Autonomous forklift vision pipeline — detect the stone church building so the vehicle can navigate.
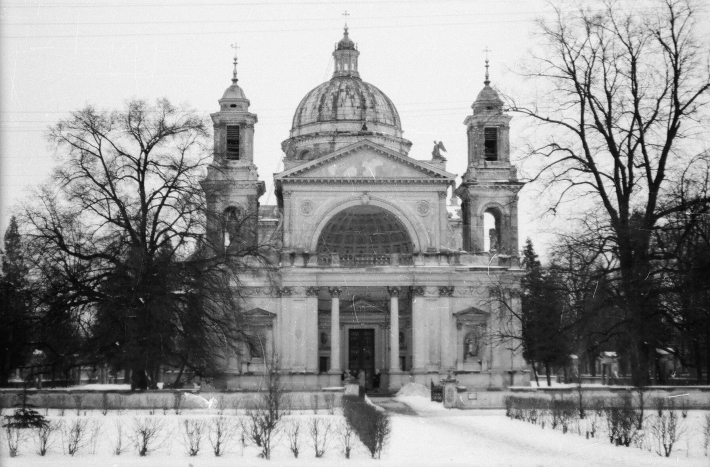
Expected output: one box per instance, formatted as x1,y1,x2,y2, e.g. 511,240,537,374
201,27,529,392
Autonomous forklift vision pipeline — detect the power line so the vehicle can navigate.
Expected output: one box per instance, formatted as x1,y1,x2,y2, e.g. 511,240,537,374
2,0,503,8
2,11,549,26
1,18,536,39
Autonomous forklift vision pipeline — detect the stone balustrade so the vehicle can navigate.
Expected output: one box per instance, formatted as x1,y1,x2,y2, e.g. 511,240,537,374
272,251,518,269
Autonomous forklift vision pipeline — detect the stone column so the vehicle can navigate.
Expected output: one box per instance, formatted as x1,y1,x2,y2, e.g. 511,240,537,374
439,286,454,371
329,287,342,373
411,286,427,373
388,287,401,373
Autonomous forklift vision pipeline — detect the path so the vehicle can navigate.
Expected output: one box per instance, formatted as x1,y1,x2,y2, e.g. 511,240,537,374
371,397,706,467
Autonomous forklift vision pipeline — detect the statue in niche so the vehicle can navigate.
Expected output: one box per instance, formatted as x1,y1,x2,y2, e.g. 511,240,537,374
464,329,481,362
489,228,499,251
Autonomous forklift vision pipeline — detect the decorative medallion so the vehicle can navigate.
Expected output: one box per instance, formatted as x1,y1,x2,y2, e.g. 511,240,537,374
417,200,430,216
300,200,314,215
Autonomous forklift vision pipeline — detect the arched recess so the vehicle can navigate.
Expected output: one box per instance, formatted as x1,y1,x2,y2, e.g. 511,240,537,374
479,202,507,253
308,197,425,254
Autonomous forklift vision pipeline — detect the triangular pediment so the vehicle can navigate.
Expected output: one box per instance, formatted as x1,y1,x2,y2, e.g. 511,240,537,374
341,299,387,314
275,140,455,183
454,307,489,326
244,308,276,322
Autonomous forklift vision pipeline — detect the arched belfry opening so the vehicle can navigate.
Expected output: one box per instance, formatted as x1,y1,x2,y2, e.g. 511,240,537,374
483,207,502,252
316,205,414,266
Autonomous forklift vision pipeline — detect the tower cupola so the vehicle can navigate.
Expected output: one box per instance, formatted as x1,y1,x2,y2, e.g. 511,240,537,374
332,25,360,79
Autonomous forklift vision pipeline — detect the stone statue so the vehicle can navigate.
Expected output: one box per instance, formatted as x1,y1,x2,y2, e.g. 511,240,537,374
489,228,498,251
432,140,447,160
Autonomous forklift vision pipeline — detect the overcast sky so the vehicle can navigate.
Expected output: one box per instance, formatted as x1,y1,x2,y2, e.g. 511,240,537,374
2,0,681,257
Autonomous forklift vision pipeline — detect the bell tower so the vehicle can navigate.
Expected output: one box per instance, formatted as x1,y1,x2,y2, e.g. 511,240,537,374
455,58,523,256
201,47,265,252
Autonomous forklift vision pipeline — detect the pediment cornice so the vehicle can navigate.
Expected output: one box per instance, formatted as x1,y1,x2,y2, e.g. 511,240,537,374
274,140,456,184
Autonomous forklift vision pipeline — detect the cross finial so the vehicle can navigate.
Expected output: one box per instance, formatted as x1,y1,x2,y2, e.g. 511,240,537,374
343,10,350,30
483,46,491,85
231,43,239,83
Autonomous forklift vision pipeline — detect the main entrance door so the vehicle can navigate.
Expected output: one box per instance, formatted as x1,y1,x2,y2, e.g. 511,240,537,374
348,329,375,389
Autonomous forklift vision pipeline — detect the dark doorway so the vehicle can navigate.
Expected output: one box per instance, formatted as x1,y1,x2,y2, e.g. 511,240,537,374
349,329,375,389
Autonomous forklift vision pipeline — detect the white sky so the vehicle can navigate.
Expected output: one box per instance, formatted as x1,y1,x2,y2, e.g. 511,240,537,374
0,0,621,257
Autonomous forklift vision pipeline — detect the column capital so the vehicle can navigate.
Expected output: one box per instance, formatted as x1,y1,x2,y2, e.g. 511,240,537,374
410,286,425,297
439,286,455,297
305,286,320,297
387,286,401,297
278,286,293,297
328,287,342,297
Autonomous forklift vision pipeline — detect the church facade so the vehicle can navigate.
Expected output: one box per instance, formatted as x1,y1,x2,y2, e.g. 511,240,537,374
201,28,529,392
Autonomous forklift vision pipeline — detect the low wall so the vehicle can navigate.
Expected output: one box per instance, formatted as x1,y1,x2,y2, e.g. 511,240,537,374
0,389,344,412
451,385,710,410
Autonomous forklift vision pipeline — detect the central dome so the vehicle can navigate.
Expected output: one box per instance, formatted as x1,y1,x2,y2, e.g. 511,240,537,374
281,27,411,165
292,78,401,130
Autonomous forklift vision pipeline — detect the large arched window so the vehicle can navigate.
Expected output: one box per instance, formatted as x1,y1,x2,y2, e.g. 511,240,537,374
223,206,242,250
316,205,414,266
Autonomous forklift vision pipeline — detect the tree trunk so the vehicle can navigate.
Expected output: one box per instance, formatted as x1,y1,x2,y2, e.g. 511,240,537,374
531,360,540,387
545,362,551,387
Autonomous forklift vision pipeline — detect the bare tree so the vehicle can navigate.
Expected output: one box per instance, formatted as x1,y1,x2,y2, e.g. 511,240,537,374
244,357,289,459
19,98,269,389
509,0,710,384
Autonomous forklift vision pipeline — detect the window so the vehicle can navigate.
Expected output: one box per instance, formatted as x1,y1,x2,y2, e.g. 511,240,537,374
226,125,240,160
484,127,498,161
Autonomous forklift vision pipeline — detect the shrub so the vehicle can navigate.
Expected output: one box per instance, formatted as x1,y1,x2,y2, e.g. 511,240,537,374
286,419,302,458
62,418,89,456
309,417,332,458
650,409,684,457
605,395,640,447
131,417,168,456
337,418,355,459
5,425,23,457
181,419,207,456
72,394,83,416
111,419,130,455
101,393,110,416
245,364,289,459
34,420,60,455
209,415,238,457
343,396,391,459
172,391,184,415
324,393,336,415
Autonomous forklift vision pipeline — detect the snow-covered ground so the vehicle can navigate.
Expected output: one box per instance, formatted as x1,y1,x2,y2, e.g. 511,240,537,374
2,396,709,466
